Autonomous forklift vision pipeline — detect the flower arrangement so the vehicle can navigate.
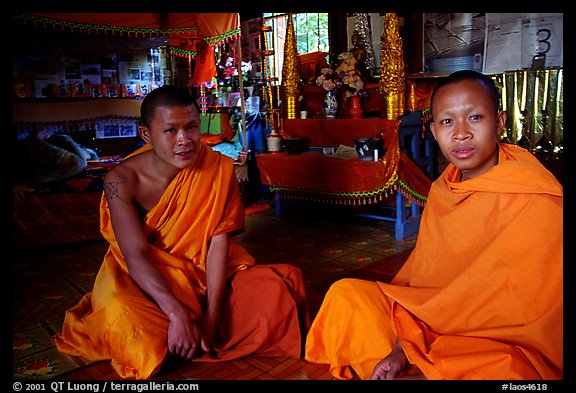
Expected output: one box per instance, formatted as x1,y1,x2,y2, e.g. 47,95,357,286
316,67,341,92
315,52,365,97
335,52,365,98
217,53,252,88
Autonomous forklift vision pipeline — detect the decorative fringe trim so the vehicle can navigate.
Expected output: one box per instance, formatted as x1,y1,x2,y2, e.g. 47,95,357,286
204,28,242,47
270,177,399,206
199,85,208,115
421,106,432,139
270,176,428,207
395,179,428,206
169,47,198,59
14,13,201,37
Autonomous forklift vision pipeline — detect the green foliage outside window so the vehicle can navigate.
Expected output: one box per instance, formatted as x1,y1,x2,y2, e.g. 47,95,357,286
263,13,329,55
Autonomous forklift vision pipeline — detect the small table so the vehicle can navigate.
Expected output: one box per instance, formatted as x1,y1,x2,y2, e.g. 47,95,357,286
256,119,432,239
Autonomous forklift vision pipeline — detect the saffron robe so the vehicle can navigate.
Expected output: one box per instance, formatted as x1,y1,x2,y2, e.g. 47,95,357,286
53,143,309,379
305,143,563,380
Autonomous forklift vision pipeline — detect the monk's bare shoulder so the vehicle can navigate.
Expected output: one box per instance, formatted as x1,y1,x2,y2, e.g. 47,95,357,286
103,153,146,203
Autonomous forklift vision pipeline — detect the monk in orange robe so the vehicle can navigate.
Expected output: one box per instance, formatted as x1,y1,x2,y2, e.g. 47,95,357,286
305,70,563,380
53,85,309,380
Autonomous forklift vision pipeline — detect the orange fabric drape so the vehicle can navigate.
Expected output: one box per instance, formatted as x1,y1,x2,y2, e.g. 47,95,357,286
53,143,308,379
306,143,563,380
191,43,217,85
194,13,239,39
405,78,437,111
258,152,395,195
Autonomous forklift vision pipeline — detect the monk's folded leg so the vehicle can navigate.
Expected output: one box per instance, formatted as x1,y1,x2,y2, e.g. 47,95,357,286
55,288,172,380
104,293,173,379
214,264,306,360
305,278,397,380
265,263,311,332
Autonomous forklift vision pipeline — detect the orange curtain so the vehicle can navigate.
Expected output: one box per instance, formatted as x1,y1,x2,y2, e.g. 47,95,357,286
194,13,239,42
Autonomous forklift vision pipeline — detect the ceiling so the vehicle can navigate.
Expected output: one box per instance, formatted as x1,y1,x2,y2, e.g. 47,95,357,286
14,20,171,56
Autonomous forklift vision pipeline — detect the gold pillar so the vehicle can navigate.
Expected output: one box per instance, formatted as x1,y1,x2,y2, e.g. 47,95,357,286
502,69,563,155
281,14,301,119
379,13,405,120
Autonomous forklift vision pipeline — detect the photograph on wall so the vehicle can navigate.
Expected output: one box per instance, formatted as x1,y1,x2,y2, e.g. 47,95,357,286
81,63,102,84
423,13,486,73
65,61,82,80
101,69,118,84
140,70,153,82
96,120,138,139
128,68,141,81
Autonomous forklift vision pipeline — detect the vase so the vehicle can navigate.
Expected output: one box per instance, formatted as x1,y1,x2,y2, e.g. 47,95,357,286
323,90,338,118
347,95,363,119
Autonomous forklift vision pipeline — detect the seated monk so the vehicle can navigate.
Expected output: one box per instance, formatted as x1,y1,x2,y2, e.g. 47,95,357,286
304,70,563,380
53,85,310,380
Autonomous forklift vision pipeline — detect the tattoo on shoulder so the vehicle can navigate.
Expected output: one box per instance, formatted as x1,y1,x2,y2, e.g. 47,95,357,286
104,181,123,201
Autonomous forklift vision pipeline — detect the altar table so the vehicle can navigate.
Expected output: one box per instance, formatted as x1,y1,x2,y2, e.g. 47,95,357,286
256,118,433,239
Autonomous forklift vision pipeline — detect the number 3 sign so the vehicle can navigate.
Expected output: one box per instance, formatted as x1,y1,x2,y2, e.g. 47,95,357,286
521,15,563,69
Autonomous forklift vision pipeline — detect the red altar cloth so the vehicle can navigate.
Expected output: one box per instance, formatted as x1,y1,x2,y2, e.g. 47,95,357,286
281,118,397,147
258,119,432,206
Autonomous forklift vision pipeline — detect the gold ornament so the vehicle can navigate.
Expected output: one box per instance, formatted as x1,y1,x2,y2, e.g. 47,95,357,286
379,13,405,120
354,13,376,76
281,14,301,119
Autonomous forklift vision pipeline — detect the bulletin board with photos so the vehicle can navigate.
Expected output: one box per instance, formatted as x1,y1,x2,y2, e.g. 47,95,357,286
12,13,242,100
13,49,165,100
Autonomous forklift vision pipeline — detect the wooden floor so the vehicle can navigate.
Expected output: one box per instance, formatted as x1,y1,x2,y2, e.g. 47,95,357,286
13,201,417,381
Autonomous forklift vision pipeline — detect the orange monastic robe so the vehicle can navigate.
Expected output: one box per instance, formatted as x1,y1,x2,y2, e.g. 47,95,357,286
305,143,563,380
54,143,308,379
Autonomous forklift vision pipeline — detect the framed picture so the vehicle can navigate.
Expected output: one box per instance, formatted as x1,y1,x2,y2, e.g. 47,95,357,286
423,13,486,74
128,68,141,81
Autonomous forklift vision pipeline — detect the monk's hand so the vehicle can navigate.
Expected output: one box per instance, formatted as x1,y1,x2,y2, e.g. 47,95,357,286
370,339,408,380
370,359,404,380
167,312,204,360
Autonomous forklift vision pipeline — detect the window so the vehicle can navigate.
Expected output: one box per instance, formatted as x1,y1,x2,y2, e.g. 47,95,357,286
292,13,330,54
262,13,329,84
